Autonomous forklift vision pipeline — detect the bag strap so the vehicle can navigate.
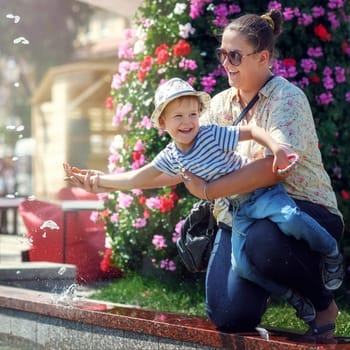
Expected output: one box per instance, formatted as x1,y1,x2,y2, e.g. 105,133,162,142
233,75,275,126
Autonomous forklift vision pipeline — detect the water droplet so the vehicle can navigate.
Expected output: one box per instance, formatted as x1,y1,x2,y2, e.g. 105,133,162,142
6,14,21,23
40,220,59,230
16,270,21,275
58,266,66,275
42,232,47,238
13,36,30,45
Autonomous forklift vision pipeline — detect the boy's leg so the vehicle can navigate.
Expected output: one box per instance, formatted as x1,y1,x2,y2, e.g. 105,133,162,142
243,185,337,255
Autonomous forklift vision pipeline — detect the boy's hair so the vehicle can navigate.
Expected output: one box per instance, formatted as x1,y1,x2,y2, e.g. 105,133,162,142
159,95,204,120
151,78,211,129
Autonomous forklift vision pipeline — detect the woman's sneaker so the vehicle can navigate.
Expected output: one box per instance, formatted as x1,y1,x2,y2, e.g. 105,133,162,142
322,253,344,290
287,292,316,323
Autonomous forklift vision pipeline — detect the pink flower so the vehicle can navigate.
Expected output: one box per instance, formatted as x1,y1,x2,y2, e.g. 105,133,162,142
307,47,323,57
268,1,282,11
160,258,176,271
136,116,153,129
322,75,334,90
132,189,143,196
117,193,134,208
133,218,147,228
90,211,100,223
113,103,133,127
152,234,167,250
134,140,145,152
328,0,344,9
334,66,346,83
297,13,313,26
201,75,216,93
316,92,334,105
283,7,295,21
312,6,326,17
146,196,162,210
172,219,184,243
110,212,119,223
300,58,317,73
345,92,350,102
178,58,198,71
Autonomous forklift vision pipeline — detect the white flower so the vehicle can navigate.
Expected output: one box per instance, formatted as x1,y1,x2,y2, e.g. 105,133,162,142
112,134,124,150
174,3,187,15
179,23,195,39
134,40,145,54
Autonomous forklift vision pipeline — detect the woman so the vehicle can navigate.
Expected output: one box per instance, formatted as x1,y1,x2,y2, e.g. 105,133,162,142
182,9,343,341
64,9,343,342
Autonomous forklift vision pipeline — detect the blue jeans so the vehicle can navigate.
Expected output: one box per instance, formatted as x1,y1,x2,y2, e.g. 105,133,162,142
205,199,343,332
231,184,338,297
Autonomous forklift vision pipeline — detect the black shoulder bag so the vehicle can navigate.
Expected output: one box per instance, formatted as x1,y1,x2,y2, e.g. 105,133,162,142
176,76,275,273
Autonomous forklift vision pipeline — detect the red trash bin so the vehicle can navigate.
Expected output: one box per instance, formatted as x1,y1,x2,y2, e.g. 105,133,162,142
19,188,121,283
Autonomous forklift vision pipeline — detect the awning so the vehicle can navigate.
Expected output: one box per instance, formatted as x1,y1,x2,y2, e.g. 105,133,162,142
76,0,144,17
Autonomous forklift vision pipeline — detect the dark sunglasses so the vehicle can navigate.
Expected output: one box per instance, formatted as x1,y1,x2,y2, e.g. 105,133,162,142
215,48,257,66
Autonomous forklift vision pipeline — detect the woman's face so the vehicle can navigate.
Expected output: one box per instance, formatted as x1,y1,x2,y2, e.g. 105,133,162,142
220,29,264,90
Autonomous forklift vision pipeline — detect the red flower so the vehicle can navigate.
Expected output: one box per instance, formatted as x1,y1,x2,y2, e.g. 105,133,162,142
138,69,147,83
133,150,142,161
143,210,150,219
314,24,331,42
342,40,350,54
100,248,114,272
138,55,153,82
173,40,191,57
169,191,179,201
140,55,153,69
341,190,349,200
309,75,321,83
100,248,123,277
155,44,170,65
155,44,169,55
159,195,175,213
105,96,114,110
138,196,146,205
283,58,296,66
101,209,110,218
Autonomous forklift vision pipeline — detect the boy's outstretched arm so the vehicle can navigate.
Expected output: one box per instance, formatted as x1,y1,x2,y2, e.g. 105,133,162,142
63,163,182,193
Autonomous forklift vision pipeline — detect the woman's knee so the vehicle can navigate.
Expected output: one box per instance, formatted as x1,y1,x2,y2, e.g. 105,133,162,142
206,302,261,332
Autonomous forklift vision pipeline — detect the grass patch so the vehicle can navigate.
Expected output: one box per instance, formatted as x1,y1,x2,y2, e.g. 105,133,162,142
90,273,350,336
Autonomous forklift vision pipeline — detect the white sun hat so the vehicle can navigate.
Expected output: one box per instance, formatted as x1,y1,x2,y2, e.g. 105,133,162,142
150,78,211,128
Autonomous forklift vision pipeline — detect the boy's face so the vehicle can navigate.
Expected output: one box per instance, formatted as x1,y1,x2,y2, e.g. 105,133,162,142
159,96,200,152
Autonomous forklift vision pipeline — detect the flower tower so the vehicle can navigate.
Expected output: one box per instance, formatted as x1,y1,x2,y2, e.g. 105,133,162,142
98,0,350,274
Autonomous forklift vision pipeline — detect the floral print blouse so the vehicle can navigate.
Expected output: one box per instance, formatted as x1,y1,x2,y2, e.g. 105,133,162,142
200,75,342,227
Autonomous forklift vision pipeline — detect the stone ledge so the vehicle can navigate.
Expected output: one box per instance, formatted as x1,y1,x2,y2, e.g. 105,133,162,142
0,285,349,349
0,262,76,292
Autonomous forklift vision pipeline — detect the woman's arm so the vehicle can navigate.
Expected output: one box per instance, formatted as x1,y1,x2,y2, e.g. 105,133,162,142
184,157,282,199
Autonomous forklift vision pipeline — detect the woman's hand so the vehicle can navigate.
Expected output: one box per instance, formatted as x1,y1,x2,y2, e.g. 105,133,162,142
182,169,208,199
63,163,109,193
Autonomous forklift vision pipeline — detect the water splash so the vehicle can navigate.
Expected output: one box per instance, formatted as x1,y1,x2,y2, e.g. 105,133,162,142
6,13,21,23
51,283,81,306
40,220,59,230
13,36,30,45
255,327,269,341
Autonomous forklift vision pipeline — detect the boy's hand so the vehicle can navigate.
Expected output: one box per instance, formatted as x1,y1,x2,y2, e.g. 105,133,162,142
63,163,106,193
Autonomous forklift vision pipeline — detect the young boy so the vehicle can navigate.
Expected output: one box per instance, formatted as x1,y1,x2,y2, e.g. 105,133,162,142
64,77,343,323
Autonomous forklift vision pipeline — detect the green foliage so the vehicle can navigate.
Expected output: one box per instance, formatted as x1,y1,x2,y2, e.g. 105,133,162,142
90,273,350,335
100,0,350,275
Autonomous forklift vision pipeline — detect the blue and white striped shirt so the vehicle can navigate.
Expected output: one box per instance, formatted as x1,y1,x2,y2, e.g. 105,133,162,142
151,125,249,182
